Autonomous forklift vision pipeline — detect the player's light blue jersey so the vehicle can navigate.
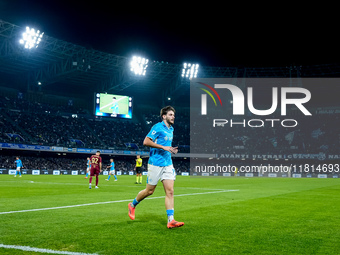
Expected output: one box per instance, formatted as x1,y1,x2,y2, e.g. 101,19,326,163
111,103,119,114
87,159,90,167
15,159,23,168
146,121,174,167
110,162,115,171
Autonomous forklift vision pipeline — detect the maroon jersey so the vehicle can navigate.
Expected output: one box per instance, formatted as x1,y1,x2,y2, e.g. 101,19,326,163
90,155,102,169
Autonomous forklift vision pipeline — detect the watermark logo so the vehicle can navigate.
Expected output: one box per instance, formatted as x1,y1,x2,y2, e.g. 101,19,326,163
195,80,312,128
190,78,338,178
199,83,312,116
197,82,222,115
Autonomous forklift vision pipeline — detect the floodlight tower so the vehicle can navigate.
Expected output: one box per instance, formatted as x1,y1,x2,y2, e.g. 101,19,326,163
19,26,44,49
182,62,199,79
130,56,149,75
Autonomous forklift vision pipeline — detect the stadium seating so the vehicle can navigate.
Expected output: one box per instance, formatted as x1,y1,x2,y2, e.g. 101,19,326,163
0,92,339,171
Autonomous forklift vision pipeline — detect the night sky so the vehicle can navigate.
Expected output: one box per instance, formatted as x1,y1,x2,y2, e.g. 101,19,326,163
0,0,338,68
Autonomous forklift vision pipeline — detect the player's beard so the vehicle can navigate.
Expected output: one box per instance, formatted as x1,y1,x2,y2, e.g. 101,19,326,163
164,116,174,126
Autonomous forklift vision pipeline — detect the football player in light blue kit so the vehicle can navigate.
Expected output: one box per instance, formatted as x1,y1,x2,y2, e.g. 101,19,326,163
85,157,91,179
128,106,184,229
106,158,117,181
111,97,119,114
14,156,22,177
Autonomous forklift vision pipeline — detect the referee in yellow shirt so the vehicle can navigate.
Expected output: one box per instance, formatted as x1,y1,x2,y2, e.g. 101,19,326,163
134,155,143,184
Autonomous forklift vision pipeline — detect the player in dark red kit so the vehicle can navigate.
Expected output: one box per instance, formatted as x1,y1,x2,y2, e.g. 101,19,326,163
89,151,102,189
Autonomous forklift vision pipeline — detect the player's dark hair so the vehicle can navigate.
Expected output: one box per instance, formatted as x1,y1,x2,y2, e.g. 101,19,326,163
96,151,101,153
160,106,175,119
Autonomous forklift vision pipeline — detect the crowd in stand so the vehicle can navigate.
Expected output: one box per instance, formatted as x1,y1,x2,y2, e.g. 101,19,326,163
0,155,84,171
0,154,189,173
86,118,145,149
1,94,339,157
0,96,149,149
0,95,190,151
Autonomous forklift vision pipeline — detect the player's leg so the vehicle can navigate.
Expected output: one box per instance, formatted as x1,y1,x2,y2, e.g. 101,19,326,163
129,164,161,220
163,179,184,228
163,179,174,213
113,173,117,181
16,167,21,177
89,168,94,189
95,172,99,188
162,166,184,229
128,184,156,220
107,172,111,181
136,183,156,201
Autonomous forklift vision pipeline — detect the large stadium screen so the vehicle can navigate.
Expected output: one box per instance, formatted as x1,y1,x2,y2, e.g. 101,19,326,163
94,93,133,119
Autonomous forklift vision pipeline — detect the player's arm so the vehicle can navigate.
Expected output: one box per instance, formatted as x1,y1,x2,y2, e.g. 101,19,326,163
100,162,102,172
143,137,178,154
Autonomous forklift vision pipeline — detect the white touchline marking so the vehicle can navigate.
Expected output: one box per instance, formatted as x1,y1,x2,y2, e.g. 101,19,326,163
0,243,98,255
175,187,228,191
0,189,239,215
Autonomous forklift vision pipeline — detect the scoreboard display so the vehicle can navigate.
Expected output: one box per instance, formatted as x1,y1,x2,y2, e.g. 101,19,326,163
94,93,133,119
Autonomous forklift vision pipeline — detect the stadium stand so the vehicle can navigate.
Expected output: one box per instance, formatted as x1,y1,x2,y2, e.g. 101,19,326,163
1,91,339,156
0,90,190,173
0,92,190,151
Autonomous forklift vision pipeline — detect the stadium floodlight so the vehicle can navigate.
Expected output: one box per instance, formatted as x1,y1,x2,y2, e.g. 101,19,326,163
181,62,199,79
130,56,148,75
19,26,44,49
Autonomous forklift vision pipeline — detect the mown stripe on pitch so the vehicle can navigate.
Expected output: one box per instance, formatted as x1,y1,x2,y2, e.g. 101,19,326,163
0,190,239,215
0,243,98,255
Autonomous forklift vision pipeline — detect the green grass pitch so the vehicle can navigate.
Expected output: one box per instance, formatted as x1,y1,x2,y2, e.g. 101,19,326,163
0,175,339,254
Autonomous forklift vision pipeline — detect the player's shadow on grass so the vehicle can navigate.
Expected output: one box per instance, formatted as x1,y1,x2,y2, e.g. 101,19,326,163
126,213,164,226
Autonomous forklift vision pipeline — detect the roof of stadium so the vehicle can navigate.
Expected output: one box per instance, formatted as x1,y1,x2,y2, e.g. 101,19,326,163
0,1,339,106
